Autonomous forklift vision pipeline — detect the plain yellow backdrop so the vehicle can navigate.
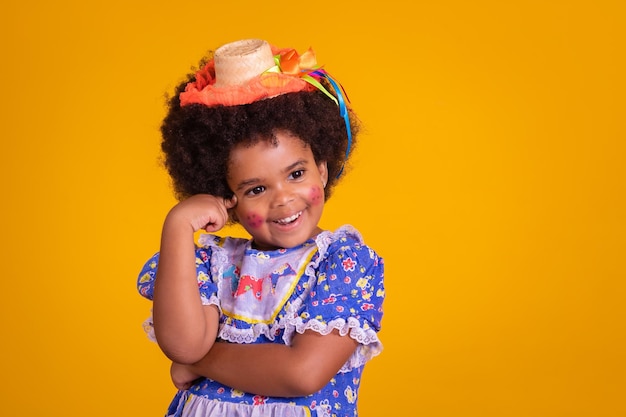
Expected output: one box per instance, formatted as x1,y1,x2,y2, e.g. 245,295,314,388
1,0,624,416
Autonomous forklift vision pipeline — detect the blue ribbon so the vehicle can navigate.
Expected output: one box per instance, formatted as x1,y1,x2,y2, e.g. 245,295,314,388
309,69,352,178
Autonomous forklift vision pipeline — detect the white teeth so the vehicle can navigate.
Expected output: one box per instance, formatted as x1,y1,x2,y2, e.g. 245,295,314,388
275,211,302,224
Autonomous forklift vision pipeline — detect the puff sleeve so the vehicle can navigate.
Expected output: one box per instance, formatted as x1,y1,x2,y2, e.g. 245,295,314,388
136,246,220,340
296,237,385,368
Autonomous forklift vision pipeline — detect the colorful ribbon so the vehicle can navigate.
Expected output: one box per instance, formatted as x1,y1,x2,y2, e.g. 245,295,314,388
309,69,352,177
266,49,353,177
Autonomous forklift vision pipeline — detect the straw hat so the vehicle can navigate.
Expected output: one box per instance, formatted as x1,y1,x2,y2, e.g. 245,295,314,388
213,39,275,88
179,39,319,107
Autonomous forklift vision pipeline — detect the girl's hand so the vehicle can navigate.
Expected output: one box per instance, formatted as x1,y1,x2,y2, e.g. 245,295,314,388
166,194,237,233
171,362,202,391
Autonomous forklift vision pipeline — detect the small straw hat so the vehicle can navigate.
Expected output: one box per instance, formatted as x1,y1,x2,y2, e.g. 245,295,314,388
213,39,275,88
180,39,319,107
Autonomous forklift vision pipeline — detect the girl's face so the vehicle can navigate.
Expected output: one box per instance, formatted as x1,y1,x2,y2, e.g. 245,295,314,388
227,132,328,251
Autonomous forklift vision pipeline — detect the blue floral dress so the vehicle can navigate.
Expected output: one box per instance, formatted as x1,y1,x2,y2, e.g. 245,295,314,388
138,225,385,417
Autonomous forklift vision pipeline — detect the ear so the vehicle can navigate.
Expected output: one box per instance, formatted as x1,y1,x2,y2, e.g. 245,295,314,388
224,194,238,209
318,160,329,188
225,193,238,222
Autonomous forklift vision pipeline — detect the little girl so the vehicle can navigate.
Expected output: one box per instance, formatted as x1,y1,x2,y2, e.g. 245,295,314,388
137,38,385,417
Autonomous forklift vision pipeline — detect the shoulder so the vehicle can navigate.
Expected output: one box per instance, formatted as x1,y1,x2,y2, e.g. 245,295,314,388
303,225,385,335
312,225,384,300
317,225,383,268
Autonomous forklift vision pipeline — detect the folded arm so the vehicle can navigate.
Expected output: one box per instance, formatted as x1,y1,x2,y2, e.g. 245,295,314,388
172,329,358,397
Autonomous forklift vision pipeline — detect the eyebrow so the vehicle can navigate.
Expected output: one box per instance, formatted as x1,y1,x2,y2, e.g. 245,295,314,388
234,158,309,192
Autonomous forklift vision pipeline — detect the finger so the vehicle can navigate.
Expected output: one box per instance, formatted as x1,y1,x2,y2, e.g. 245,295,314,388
203,221,223,233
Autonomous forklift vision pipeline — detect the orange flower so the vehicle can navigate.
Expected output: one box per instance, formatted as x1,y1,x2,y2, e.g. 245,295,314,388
277,47,317,75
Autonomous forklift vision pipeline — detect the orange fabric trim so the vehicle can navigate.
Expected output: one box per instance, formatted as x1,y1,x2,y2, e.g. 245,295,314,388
180,46,317,107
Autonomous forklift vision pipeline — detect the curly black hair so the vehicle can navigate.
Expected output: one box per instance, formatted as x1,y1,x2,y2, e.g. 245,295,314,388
160,67,360,202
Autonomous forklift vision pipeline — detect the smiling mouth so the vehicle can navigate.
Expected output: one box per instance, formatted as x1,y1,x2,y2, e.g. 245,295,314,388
274,211,302,225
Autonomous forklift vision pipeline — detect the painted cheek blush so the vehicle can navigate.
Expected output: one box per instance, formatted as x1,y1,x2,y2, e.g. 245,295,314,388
245,213,264,229
309,186,324,205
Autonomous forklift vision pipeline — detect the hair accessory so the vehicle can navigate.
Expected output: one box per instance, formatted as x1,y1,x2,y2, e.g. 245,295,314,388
180,39,313,107
265,49,353,174
309,68,352,177
179,39,352,175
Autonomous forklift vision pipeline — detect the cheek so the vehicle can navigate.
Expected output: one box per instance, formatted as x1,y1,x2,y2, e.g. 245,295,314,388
309,186,324,205
244,212,264,229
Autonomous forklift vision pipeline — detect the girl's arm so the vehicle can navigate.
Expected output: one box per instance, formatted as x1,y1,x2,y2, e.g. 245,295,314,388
172,329,358,397
153,194,232,364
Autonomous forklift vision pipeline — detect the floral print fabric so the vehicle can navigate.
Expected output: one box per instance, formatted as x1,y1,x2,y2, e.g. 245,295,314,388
137,225,384,417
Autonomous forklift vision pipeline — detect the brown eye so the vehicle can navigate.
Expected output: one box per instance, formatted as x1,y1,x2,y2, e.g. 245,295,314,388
246,186,265,196
289,169,305,180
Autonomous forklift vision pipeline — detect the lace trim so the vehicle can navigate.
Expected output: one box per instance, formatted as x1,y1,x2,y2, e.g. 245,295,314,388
142,315,156,342
285,316,383,372
201,294,221,310
219,322,275,344
173,394,323,417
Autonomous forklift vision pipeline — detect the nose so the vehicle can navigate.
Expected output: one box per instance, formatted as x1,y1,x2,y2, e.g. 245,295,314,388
271,184,295,208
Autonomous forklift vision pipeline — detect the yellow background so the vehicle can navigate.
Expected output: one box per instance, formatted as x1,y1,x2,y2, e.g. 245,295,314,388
1,1,624,416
